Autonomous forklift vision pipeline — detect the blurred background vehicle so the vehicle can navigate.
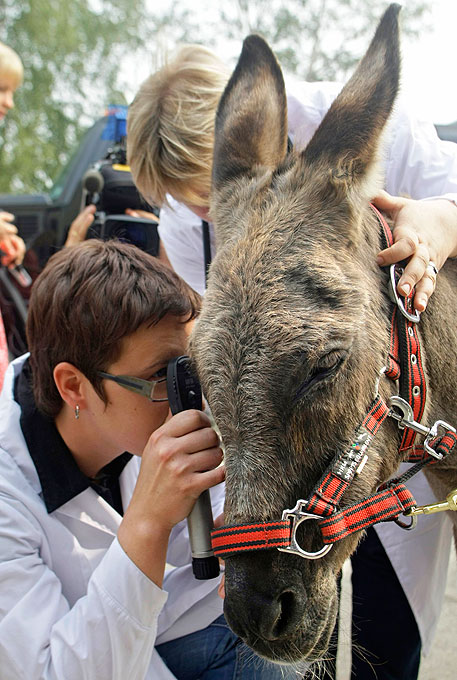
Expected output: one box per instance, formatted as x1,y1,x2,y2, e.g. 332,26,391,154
0,106,159,357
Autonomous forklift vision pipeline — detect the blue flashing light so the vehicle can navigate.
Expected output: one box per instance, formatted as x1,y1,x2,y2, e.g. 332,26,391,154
102,105,129,142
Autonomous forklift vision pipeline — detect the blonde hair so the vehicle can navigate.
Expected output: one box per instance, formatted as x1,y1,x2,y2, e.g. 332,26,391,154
127,45,230,207
0,42,23,89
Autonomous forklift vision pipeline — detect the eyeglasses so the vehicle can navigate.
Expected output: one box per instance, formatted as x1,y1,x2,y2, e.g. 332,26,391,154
97,371,168,402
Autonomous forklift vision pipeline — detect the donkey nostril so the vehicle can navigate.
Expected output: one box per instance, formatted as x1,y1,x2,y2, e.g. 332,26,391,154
270,589,302,639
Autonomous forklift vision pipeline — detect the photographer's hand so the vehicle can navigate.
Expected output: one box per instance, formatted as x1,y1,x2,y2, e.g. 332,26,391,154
64,204,96,247
0,211,26,267
117,409,224,587
125,208,159,223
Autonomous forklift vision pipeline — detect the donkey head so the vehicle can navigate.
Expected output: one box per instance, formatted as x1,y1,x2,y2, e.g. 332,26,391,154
191,4,403,664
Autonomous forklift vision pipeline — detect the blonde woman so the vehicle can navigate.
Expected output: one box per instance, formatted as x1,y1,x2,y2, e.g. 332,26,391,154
0,41,26,388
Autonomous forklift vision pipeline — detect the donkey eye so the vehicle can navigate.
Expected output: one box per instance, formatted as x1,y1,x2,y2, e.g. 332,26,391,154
316,350,343,371
293,351,346,403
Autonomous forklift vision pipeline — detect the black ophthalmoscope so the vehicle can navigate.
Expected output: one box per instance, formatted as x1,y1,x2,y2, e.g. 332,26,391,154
166,356,220,580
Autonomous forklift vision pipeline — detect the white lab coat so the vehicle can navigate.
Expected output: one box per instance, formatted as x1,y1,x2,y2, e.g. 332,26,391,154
158,81,456,654
0,356,224,679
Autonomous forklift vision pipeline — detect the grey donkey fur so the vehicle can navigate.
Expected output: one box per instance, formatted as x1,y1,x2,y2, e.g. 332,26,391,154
190,3,457,666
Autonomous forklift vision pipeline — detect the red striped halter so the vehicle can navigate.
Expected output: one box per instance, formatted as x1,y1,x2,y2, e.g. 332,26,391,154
211,205,457,560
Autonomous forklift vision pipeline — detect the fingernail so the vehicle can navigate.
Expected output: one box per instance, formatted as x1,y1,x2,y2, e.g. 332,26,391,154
376,255,384,265
416,296,427,312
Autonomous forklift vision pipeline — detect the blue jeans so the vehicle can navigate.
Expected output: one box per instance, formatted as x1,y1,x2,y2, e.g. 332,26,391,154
319,527,421,680
156,614,301,679
350,527,421,679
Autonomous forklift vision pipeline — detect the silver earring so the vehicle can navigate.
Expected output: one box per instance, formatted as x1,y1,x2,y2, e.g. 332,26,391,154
75,404,80,420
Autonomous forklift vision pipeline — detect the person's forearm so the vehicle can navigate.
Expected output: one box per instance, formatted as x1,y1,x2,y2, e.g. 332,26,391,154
432,198,457,259
118,513,170,587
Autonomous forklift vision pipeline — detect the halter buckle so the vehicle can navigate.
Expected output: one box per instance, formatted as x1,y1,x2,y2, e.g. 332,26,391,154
278,501,333,560
389,395,456,460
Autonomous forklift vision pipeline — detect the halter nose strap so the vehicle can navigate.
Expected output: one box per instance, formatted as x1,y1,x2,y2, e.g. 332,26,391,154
211,520,290,557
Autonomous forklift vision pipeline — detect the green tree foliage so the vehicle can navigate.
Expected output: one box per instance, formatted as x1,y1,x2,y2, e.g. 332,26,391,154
0,0,149,193
0,0,428,194
169,0,428,81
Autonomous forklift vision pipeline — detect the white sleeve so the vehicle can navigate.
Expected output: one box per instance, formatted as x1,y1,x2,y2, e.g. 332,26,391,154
158,198,213,295
287,81,457,206
156,482,226,644
166,481,226,567
0,495,168,680
382,95,457,204
286,80,342,150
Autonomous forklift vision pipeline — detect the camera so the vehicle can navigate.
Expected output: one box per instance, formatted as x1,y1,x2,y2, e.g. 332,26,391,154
81,109,160,257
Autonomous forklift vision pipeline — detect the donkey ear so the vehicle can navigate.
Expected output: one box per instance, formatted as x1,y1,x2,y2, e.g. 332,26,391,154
212,35,288,191
302,4,401,195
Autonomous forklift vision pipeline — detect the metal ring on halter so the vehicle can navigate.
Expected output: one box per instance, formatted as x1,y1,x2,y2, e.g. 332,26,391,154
394,512,417,530
278,502,333,560
423,419,456,460
388,265,421,323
